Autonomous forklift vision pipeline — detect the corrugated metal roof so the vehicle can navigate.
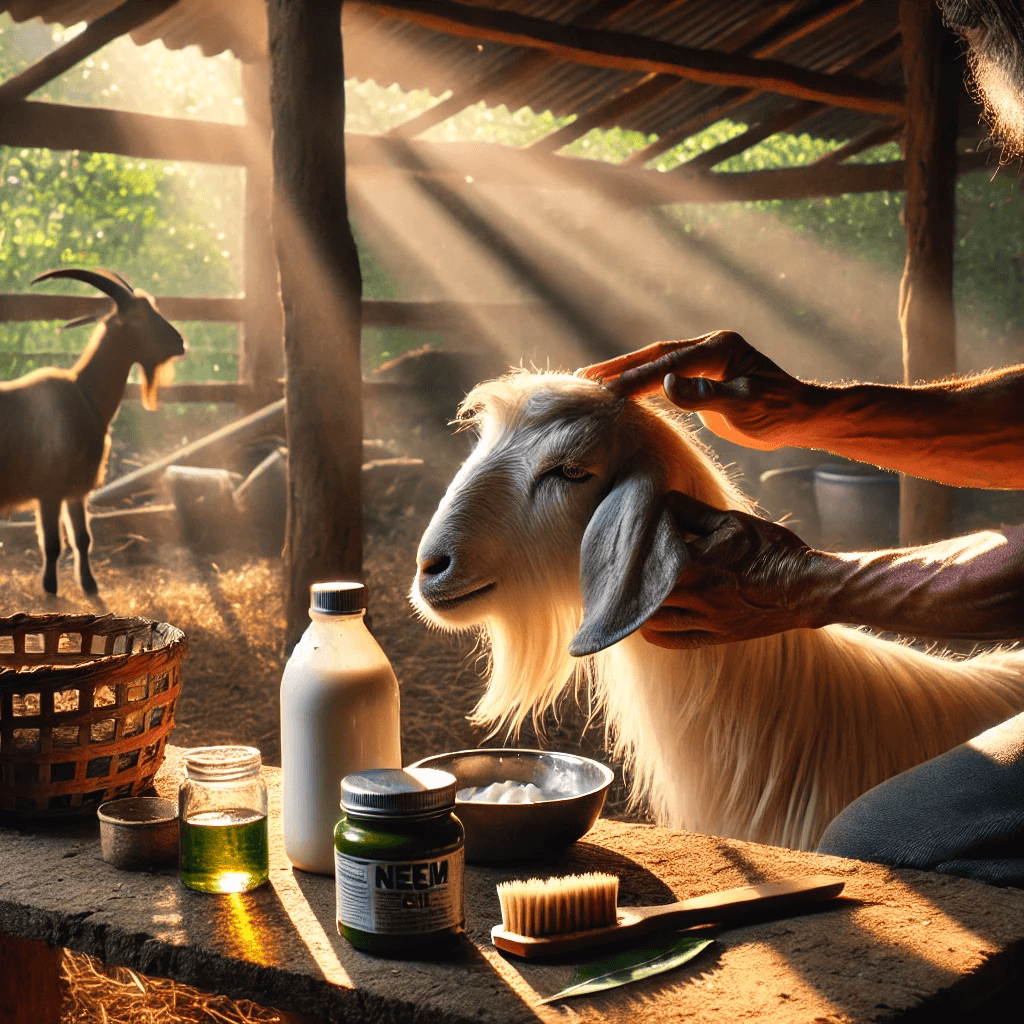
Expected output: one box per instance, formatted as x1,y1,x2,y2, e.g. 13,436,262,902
1,0,957,148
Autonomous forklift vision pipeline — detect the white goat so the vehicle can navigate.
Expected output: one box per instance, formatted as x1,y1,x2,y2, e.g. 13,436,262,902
1,268,185,596
412,371,1024,851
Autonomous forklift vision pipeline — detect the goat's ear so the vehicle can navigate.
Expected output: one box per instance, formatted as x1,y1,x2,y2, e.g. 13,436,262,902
569,456,688,657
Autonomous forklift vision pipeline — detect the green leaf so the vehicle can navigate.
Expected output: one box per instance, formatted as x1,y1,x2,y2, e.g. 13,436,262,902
538,935,713,1004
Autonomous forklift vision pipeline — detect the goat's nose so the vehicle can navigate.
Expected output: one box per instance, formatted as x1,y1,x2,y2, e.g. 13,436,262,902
419,553,452,578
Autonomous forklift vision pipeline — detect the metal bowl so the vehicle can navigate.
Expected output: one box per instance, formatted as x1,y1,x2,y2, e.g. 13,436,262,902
97,797,178,870
409,749,613,863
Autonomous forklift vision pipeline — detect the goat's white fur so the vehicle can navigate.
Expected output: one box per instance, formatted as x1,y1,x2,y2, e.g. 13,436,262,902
0,287,182,595
412,371,1024,851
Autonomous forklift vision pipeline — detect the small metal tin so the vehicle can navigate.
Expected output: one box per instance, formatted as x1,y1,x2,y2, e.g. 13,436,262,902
97,797,178,870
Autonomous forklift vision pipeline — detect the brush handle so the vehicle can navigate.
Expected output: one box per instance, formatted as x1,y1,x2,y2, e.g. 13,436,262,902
626,874,845,932
491,873,845,958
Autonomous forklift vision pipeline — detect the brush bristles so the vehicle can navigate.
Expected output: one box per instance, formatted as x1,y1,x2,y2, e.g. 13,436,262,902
496,873,619,937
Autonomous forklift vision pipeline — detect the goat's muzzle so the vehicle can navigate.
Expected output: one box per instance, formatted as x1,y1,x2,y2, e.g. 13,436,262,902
415,550,495,612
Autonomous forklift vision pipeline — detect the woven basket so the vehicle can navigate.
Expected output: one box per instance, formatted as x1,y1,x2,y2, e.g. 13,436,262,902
0,613,186,818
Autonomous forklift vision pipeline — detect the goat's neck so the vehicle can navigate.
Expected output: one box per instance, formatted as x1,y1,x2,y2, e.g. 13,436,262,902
598,624,1024,850
72,326,135,429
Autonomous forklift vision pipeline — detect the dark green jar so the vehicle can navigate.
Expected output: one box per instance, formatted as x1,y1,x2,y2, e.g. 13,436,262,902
334,767,465,956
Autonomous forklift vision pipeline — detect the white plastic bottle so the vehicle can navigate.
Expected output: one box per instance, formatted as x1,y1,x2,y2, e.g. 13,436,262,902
281,581,402,874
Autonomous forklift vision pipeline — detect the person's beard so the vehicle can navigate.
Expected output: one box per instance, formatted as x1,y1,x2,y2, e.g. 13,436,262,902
940,0,1024,157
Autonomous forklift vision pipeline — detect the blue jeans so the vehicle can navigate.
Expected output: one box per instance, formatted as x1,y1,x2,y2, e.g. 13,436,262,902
817,712,1024,886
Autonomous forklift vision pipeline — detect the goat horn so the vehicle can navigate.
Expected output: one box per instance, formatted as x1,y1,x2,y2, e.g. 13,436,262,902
32,268,136,309
58,314,102,331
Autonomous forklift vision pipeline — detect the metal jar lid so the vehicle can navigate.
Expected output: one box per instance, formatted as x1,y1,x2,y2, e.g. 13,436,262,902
341,768,458,817
310,581,365,614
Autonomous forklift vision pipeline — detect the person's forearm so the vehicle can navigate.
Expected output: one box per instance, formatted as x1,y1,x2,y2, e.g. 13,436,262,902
794,367,1024,488
807,527,1024,641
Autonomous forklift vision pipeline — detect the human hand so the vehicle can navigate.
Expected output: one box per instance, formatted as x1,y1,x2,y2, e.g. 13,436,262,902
580,331,823,451
641,491,833,648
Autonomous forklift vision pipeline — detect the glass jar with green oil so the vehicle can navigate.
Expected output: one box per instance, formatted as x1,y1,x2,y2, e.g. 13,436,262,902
179,746,269,894
335,768,464,956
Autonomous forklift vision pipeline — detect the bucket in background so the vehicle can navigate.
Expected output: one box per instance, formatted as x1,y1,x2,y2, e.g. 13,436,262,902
813,464,900,550
758,465,820,546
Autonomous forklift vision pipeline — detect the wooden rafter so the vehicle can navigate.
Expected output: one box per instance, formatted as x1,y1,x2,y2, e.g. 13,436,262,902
344,133,992,205
356,0,904,115
808,121,905,165
0,99,251,165
620,0,886,167
0,96,985,209
0,293,535,331
0,99,989,207
0,0,176,104
381,0,660,141
679,36,902,173
527,0,805,155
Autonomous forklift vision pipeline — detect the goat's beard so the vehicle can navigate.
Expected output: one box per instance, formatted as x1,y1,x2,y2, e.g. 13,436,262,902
942,0,1024,157
469,572,591,739
140,358,176,411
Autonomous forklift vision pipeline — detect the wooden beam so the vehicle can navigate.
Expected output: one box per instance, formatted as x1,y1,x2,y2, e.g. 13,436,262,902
526,0,806,155
681,43,902,173
0,293,244,323
90,399,286,505
809,121,905,166
239,59,284,413
898,0,960,546
268,0,364,647
0,1,176,104
0,934,62,1024
0,292,543,331
343,132,993,205
618,90,757,166
0,100,251,166
527,71,674,155
383,0,657,141
357,0,904,115
622,29,901,169
681,102,822,173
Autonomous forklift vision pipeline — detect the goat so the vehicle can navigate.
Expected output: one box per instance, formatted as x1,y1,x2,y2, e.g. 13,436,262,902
412,371,1024,851
1,268,186,596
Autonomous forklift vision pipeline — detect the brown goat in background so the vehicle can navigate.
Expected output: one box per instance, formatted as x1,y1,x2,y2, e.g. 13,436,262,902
0,268,185,596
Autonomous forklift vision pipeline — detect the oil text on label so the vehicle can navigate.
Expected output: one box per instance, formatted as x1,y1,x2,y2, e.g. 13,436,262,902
336,850,465,934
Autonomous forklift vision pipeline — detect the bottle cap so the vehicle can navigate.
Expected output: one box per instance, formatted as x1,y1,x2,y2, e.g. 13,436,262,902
184,745,262,782
341,768,458,817
310,581,365,615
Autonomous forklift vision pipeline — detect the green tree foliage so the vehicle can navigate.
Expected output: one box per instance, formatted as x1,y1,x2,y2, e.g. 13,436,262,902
0,15,241,387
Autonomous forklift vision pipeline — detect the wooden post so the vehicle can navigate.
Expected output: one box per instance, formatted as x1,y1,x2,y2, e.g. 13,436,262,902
898,0,959,546
0,934,62,1024
266,0,364,646
240,59,285,414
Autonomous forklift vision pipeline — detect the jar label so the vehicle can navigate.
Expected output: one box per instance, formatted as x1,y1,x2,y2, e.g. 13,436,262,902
335,848,465,934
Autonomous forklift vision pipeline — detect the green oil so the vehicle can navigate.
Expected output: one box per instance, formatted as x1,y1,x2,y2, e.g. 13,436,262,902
179,808,269,893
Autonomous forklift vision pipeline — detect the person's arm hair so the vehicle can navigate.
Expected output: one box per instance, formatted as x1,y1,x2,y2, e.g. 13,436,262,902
787,370,1024,489
582,334,1024,489
814,527,1024,642
644,495,1024,648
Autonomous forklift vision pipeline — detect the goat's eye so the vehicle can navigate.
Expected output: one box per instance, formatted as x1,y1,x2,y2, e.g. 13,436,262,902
550,463,594,483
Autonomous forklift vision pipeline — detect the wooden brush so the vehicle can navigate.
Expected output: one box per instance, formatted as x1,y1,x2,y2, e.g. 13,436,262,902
492,872,845,958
